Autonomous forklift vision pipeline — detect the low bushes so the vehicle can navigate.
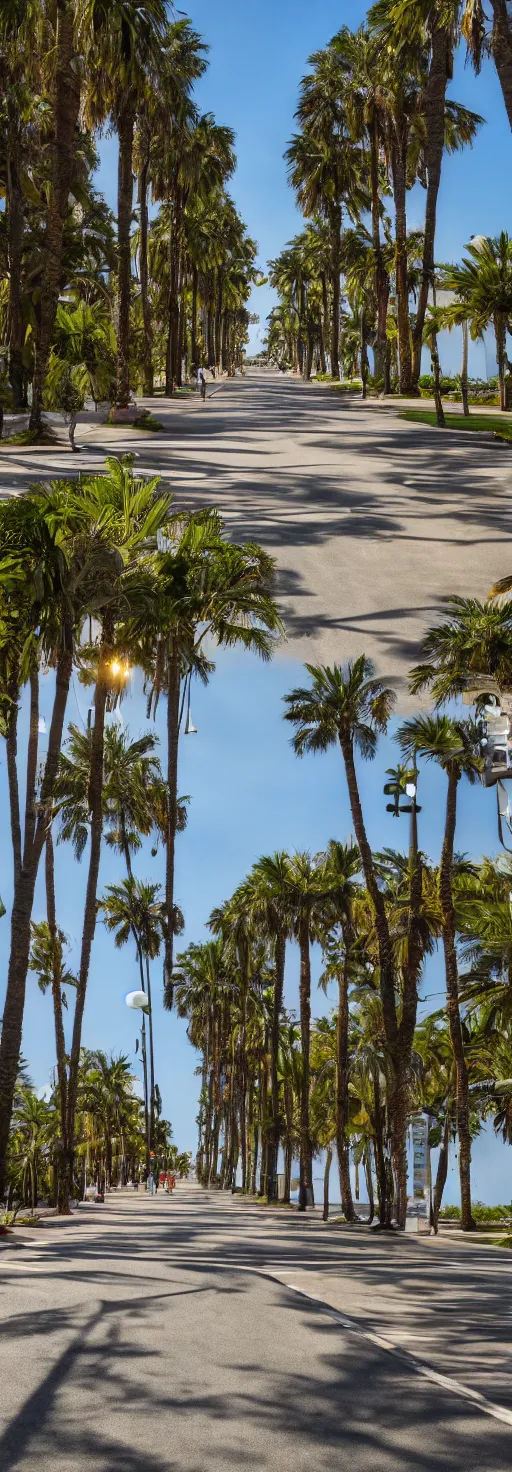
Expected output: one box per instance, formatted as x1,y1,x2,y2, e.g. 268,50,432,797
439,1203,512,1222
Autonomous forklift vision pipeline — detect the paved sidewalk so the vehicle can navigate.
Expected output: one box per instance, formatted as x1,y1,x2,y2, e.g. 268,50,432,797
2,372,511,701
1,1185,512,1469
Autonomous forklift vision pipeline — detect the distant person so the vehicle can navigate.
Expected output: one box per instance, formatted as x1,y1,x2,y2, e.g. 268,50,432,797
146,1172,155,1195
200,371,207,401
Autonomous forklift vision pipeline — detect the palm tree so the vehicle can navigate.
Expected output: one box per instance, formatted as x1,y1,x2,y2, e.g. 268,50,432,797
152,109,236,390
242,854,291,1198
26,0,82,434
127,514,282,1000
441,234,512,411
415,1013,456,1232
398,714,482,1229
102,727,164,875
276,851,326,1211
317,840,361,1222
0,462,165,1201
78,1051,138,1189
174,938,236,1186
206,897,249,1190
423,297,476,418
134,19,208,394
283,660,415,1228
55,459,172,1188
409,596,512,702
330,25,390,385
101,878,165,1160
9,1088,55,1211
286,43,368,380
310,1017,338,1221
28,827,77,1213
85,0,168,409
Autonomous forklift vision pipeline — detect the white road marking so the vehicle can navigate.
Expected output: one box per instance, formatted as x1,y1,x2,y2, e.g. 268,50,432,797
284,1283,512,1428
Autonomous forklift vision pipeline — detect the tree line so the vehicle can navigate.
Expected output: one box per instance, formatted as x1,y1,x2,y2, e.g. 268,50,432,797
266,13,512,410
5,1051,190,1217
0,4,258,438
0,455,281,1211
177,605,512,1231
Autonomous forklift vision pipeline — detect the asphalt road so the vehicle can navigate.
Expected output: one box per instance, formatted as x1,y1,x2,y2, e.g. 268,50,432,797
2,373,512,702
1,1184,512,1470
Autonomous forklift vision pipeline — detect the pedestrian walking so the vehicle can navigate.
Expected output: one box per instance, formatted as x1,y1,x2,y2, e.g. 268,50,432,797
200,370,207,401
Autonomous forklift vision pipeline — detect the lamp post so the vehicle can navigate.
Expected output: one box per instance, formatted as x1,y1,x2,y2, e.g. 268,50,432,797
126,990,151,1175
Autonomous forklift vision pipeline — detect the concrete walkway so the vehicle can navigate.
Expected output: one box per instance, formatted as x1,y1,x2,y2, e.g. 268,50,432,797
1,1184,512,1469
2,371,512,701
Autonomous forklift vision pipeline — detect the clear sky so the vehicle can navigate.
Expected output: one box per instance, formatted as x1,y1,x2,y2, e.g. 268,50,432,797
94,0,510,374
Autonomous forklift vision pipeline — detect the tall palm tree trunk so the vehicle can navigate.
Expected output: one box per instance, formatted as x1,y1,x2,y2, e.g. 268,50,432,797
339,733,401,1220
298,914,313,1210
115,98,136,409
267,932,286,1198
392,794,424,1228
494,312,507,411
461,320,470,417
29,2,81,434
215,273,223,372
133,939,150,1168
440,768,474,1230
323,1145,332,1222
251,1120,259,1195
138,130,154,397
432,1101,451,1233
144,955,156,1154
45,829,71,1213
0,640,73,1200
330,204,341,380
191,265,199,368
490,0,512,132
164,643,181,999
364,1145,375,1224
258,1054,268,1195
336,953,356,1221
392,137,413,396
65,654,110,1172
207,302,215,367
411,25,451,387
166,210,180,391
140,1016,150,1172
372,1070,388,1226
6,102,25,411
283,1107,292,1205
176,274,186,388
340,734,397,1038
370,114,389,387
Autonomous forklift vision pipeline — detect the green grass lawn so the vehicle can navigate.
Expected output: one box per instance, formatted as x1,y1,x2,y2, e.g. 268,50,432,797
400,409,512,442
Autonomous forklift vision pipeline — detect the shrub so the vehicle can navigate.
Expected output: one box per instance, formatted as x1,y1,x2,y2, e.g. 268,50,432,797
439,1202,512,1222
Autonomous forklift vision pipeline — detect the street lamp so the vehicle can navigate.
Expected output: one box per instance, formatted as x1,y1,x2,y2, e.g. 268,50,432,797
125,990,151,1175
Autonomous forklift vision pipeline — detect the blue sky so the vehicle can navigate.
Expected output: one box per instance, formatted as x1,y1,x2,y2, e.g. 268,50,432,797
94,0,510,374
2,646,510,1203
